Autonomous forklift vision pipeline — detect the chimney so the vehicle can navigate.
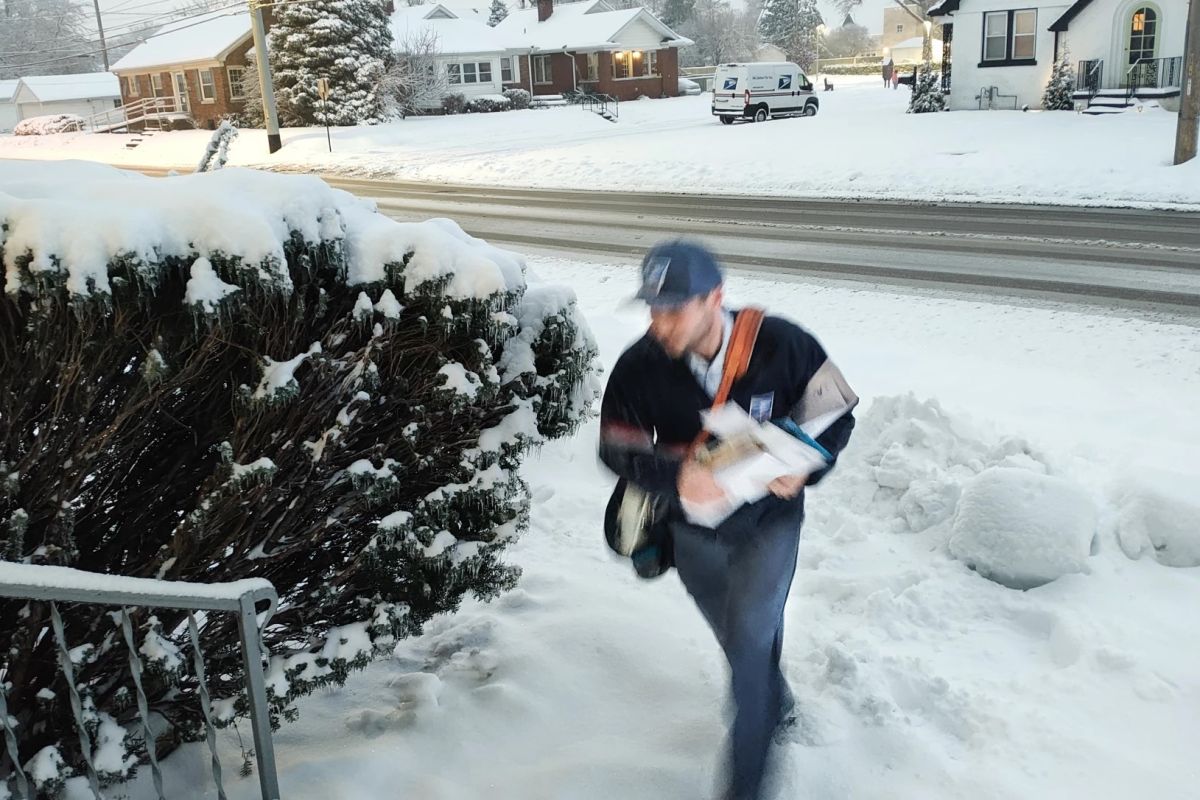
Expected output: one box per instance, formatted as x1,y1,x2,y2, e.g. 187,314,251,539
537,0,553,22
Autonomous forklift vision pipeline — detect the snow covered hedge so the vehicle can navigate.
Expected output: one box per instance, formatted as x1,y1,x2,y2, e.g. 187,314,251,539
0,162,599,793
12,114,84,136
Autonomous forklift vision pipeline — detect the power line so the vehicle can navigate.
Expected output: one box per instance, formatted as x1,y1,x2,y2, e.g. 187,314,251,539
2,0,318,73
2,4,245,70
6,5,231,50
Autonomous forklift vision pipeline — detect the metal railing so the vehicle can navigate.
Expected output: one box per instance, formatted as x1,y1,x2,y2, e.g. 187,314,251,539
1077,59,1104,100
0,563,279,800
580,93,619,121
85,96,181,133
1125,56,1184,101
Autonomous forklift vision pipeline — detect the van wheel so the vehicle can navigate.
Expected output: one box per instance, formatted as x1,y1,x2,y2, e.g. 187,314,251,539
803,102,818,117
753,106,768,123
720,116,734,125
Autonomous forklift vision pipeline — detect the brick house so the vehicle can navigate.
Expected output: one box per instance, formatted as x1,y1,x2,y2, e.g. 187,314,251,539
110,10,261,129
495,0,693,101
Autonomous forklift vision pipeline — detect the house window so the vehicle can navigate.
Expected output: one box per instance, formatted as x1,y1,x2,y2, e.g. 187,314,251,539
983,12,1008,61
1012,10,1036,59
533,54,552,84
586,52,599,81
227,66,247,100
124,76,139,97
612,51,653,79
896,24,904,33
501,57,513,83
199,69,216,102
151,73,164,96
982,9,1037,64
448,61,494,85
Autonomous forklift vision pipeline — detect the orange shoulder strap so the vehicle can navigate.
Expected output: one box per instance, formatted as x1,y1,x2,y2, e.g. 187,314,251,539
713,307,764,408
692,307,765,450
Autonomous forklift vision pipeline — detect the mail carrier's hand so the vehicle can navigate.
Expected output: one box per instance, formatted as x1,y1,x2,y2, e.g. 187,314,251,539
767,473,809,500
678,460,727,504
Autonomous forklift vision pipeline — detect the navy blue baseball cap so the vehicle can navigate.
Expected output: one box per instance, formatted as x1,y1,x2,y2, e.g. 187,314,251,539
634,240,724,307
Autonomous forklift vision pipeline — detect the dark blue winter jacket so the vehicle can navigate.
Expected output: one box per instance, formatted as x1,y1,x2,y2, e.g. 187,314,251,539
598,313,856,520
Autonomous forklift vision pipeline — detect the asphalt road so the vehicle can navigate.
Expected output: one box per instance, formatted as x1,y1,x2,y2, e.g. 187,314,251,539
324,178,1200,313
130,167,1200,313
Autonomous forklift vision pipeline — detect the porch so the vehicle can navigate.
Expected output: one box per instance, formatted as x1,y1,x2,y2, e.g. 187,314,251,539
1073,55,1185,113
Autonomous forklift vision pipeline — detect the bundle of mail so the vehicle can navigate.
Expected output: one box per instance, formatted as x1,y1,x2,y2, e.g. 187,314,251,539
680,360,858,528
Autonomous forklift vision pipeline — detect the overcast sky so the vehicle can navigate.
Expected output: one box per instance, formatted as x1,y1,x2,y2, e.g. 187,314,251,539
83,0,892,46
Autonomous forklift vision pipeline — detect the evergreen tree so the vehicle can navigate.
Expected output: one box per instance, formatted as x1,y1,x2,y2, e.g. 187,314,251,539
1042,47,1076,110
234,53,266,128
759,0,822,70
1,169,599,788
268,0,393,127
487,0,509,26
196,120,239,172
907,58,946,113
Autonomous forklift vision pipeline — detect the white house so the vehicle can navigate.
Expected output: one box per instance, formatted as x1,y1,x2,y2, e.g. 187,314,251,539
10,73,121,122
392,0,692,106
0,80,18,132
495,0,693,101
391,3,520,107
930,0,1188,111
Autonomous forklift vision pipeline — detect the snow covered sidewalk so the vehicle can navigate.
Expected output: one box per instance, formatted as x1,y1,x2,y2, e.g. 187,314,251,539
100,256,1200,800
2,76,1198,209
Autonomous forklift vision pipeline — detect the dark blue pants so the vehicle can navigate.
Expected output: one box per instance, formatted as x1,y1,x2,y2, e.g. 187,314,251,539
672,502,803,800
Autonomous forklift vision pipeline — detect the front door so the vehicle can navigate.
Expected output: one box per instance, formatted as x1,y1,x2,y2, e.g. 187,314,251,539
173,71,190,113
1126,7,1158,68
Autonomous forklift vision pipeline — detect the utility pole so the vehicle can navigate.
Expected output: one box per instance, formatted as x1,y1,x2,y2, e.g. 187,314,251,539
249,0,281,153
1174,0,1199,164
92,0,110,70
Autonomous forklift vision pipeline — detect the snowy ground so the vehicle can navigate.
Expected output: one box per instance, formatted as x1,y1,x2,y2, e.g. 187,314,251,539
2,75,1198,208
95,255,1200,800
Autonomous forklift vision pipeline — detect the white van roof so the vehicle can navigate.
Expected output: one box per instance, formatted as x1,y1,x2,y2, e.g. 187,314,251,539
719,62,799,69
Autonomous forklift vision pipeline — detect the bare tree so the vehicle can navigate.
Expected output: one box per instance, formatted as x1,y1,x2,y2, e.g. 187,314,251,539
380,29,448,118
680,0,756,67
0,0,96,78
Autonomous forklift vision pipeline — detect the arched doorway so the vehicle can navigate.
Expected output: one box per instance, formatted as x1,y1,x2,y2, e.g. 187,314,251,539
1126,6,1159,68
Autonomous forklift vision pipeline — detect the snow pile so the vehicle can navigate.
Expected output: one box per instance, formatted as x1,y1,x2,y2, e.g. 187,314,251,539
1115,470,1200,567
4,78,1198,207
948,467,1097,589
96,255,1200,800
0,162,522,303
13,114,83,136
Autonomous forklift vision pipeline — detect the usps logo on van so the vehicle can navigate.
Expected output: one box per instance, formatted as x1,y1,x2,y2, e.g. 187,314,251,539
723,77,738,90
778,75,792,90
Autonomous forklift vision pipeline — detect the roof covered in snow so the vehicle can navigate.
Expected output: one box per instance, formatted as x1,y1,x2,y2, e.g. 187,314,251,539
891,36,944,50
390,4,518,54
0,80,17,103
110,10,251,72
15,73,120,102
496,0,692,52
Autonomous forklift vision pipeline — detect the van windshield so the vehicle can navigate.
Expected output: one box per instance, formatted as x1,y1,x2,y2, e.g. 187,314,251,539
722,77,738,90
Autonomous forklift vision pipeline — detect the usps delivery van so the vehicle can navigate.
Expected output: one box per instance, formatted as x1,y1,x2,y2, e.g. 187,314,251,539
711,62,818,124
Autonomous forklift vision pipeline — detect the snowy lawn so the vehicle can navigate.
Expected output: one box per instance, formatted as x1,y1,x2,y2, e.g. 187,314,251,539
2,75,1198,208
101,256,1200,800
